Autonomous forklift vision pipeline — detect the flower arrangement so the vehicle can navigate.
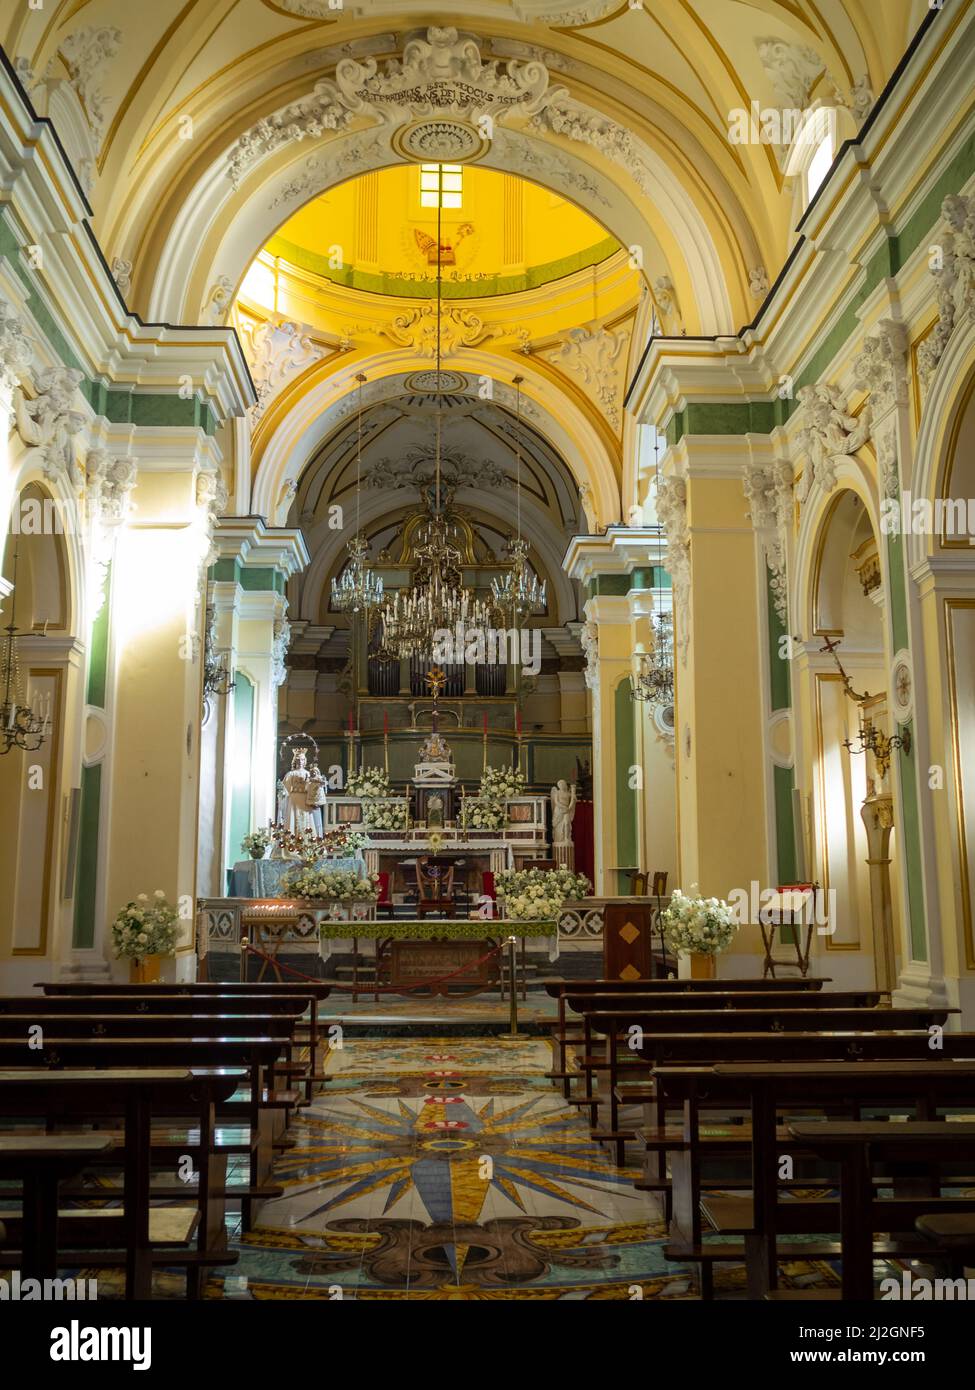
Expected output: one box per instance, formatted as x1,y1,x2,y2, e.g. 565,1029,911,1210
479,765,525,801
241,828,272,859
460,797,507,831
361,799,409,831
347,766,391,799
661,886,738,956
336,828,370,853
279,866,381,901
496,867,592,901
111,890,179,961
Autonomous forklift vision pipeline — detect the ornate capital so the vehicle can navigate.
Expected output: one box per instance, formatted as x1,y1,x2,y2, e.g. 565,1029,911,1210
918,193,975,394
743,459,793,625
795,382,870,498
852,319,909,418
85,448,136,525
0,299,34,394
655,475,690,665
272,617,292,687
580,619,599,691
14,365,87,490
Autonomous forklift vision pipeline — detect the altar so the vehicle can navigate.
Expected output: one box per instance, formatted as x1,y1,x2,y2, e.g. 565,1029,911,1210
228,854,364,897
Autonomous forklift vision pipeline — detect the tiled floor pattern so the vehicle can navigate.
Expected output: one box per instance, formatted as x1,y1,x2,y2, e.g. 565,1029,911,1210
202,1036,842,1301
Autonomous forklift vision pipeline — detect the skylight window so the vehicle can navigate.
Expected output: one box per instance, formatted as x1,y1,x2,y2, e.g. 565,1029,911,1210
420,164,463,209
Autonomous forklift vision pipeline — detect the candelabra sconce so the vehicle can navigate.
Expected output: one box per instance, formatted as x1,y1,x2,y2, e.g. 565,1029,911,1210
844,719,911,782
202,605,236,702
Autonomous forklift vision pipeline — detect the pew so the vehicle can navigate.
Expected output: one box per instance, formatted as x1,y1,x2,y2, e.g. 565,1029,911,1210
786,1120,975,1299
0,1035,288,1235
32,987,327,1102
572,1005,952,1132
0,1068,241,1298
654,1061,975,1298
0,1135,114,1282
545,977,830,1093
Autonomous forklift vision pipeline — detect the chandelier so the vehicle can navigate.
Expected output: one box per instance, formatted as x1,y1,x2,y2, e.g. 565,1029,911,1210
1,545,51,755
632,607,675,706
331,373,384,614
491,375,547,622
202,605,236,700
379,169,495,660
631,431,674,708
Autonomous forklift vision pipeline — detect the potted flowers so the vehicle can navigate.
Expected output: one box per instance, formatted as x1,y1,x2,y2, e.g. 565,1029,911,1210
111,890,179,983
660,886,738,978
241,828,272,860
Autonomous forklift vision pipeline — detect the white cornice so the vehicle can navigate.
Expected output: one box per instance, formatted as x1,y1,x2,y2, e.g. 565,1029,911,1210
562,525,666,582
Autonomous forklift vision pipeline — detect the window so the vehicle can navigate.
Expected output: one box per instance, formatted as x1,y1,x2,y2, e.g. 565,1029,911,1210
805,132,834,204
420,164,463,209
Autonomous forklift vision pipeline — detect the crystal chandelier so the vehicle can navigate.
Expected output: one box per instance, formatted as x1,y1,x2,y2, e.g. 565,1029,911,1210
632,606,674,706
379,169,494,660
491,375,546,622
202,605,236,700
631,431,674,708
1,545,51,755
331,373,384,614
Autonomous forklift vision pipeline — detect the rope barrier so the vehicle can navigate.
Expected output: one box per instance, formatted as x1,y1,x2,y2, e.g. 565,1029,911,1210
240,937,511,994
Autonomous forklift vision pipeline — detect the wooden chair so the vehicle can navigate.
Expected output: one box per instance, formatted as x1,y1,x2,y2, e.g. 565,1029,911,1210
375,871,395,918
415,856,455,918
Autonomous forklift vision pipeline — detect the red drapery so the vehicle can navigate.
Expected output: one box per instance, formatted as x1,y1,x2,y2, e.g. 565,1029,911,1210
572,799,595,889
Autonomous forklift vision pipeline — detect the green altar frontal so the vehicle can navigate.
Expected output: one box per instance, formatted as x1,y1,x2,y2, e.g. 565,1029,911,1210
317,919,556,940
316,918,557,1000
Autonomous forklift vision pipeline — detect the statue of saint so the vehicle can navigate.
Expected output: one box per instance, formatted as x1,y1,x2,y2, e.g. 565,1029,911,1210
418,728,451,764
283,749,313,835
305,761,327,837
551,779,578,845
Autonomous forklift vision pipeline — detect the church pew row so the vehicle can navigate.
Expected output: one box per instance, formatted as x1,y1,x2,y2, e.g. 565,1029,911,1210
653,1061,975,1299
566,1004,953,1136
0,1067,245,1298
37,983,329,1102
0,1025,300,1241
544,977,831,1092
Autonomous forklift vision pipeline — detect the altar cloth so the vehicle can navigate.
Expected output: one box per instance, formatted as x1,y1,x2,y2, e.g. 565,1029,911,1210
317,918,559,962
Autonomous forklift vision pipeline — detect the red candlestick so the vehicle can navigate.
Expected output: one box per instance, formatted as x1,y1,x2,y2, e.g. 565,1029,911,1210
516,710,522,734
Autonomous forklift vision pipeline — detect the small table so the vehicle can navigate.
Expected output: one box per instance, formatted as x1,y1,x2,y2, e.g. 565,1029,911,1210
757,885,819,978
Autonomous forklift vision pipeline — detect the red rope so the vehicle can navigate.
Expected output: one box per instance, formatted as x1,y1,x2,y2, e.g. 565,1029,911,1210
241,938,510,993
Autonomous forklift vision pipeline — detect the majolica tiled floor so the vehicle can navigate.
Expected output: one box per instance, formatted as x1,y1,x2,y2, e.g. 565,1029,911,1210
205,1037,841,1301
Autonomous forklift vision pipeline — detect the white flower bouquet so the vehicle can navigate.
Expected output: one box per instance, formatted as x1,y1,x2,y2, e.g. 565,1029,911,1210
460,797,507,831
495,867,592,921
479,765,525,801
661,885,738,956
241,828,272,859
280,867,380,901
362,799,408,831
347,766,391,799
111,890,179,961
334,828,370,853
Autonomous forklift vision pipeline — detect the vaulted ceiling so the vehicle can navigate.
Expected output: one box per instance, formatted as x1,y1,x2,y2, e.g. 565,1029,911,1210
6,0,923,337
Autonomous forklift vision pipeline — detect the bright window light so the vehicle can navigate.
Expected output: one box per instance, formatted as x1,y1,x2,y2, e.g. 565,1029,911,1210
420,164,463,209
806,134,833,203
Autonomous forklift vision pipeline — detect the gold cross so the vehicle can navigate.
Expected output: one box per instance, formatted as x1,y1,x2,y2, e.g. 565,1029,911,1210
424,666,447,700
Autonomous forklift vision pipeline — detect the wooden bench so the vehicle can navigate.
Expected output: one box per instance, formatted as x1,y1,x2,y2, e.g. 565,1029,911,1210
0,1068,243,1298
786,1119,975,1298
545,977,830,1094
655,1061,975,1297
575,1005,952,1134
0,1135,114,1282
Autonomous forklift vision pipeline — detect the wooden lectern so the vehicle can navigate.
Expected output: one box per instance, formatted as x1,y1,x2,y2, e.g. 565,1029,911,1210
602,901,654,980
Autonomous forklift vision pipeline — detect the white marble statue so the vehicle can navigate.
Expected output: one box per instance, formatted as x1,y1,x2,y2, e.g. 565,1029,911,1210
551,779,578,845
305,761,327,837
283,749,313,835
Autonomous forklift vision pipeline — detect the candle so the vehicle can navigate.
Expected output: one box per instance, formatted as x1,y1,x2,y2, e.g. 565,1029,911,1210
384,710,389,735
483,712,488,736
516,710,522,735
348,710,354,734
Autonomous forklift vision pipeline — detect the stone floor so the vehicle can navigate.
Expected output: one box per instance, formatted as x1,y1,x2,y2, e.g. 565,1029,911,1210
202,1035,842,1300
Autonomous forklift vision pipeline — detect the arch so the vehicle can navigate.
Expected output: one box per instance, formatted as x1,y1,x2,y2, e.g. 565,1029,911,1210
252,350,621,531
909,317,975,572
145,123,734,337
792,453,882,641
